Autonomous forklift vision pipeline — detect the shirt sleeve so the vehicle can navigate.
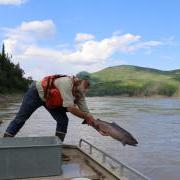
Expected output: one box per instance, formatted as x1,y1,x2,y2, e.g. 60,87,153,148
76,96,90,113
54,77,75,108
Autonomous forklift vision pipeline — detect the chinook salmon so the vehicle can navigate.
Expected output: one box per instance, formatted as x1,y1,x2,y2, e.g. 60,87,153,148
92,119,138,146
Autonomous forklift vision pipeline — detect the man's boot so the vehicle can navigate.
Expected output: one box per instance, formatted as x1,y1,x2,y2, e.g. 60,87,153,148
55,132,70,161
3,132,14,137
55,132,65,142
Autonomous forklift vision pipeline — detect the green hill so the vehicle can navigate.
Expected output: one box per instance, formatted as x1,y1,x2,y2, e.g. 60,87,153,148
88,65,180,97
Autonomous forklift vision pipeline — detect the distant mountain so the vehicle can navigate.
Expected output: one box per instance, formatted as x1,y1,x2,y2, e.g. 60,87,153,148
88,65,180,97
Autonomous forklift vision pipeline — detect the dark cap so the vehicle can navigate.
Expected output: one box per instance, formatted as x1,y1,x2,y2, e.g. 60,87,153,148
76,71,91,81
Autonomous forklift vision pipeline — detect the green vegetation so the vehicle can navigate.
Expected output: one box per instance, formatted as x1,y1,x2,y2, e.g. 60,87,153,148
1,43,179,97
0,44,31,94
88,65,180,97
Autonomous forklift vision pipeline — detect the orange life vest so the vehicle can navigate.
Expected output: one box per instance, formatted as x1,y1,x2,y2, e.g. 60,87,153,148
41,74,67,108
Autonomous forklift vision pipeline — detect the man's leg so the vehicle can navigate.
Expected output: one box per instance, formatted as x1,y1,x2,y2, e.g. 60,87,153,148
45,106,70,161
45,106,69,142
4,83,43,137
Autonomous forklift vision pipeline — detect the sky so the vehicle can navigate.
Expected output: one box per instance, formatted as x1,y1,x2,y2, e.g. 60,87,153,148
0,0,180,80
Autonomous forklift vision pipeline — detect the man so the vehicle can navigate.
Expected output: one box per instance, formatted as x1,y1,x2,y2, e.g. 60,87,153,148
3,71,96,142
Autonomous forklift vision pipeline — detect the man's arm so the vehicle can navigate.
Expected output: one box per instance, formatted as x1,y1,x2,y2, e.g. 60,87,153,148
76,96,89,113
67,106,95,125
67,106,108,136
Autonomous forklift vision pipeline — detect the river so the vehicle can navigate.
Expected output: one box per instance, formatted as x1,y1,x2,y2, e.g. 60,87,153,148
0,96,180,180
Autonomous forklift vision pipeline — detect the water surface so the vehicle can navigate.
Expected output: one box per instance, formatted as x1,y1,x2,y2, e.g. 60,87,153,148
0,97,180,180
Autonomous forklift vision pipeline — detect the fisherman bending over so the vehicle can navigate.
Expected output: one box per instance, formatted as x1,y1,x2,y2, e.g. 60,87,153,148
3,72,96,142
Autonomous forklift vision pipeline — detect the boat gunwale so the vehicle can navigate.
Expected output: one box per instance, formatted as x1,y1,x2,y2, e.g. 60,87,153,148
77,139,151,180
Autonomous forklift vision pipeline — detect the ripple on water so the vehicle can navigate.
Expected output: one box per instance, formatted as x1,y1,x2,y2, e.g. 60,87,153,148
0,97,180,180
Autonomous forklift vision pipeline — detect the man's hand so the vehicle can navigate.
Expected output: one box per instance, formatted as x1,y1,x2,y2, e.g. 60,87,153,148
67,106,95,126
84,114,95,126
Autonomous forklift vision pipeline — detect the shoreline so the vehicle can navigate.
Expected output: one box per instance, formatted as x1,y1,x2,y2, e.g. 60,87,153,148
87,95,180,99
0,94,180,103
0,93,23,102
0,93,179,103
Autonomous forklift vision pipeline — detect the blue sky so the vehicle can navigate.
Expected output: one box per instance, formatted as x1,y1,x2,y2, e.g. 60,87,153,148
0,0,179,79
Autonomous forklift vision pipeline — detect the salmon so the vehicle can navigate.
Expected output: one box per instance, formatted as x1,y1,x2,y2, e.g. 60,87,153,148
92,119,138,146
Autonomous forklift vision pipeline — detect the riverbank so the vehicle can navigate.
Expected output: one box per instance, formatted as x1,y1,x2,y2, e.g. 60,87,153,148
0,94,8,102
0,93,179,103
0,93,23,102
88,93,180,99
95,95,180,99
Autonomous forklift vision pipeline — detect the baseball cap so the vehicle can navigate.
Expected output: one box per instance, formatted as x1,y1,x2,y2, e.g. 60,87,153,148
76,71,96,86
76,71,91,81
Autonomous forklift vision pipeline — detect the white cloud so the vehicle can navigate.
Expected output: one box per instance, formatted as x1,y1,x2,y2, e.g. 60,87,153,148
2,20,166,79
123,40,163,54
3,20,55,55
75,33,95,42
20,33,141,65
25,68,46,80
0,0,26,5
5,19,55,40
19,20,55,38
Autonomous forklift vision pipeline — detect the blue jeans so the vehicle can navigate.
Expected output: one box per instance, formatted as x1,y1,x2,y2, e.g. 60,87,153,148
5,83,69,137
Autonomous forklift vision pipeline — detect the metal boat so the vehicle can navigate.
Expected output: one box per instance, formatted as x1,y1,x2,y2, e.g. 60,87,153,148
24,139,150,180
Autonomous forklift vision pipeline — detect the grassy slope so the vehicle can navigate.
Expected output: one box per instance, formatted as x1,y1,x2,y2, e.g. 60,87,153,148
88,65,180,97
